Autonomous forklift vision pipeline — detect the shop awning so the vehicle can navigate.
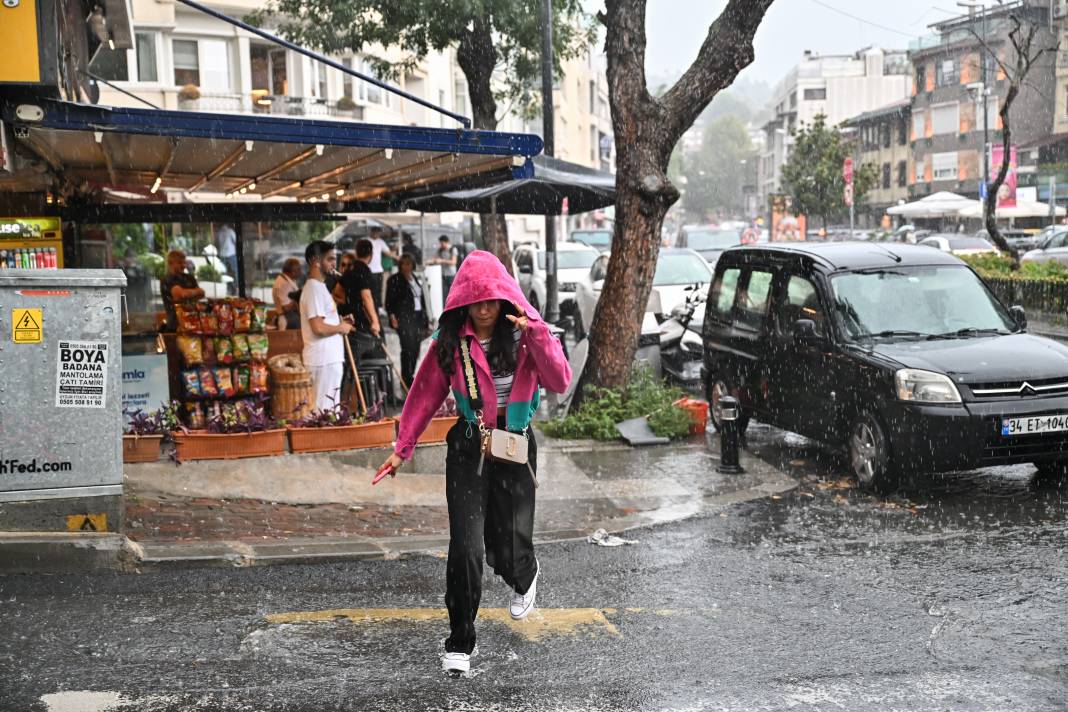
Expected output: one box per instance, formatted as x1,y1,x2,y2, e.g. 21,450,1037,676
0,98,542,213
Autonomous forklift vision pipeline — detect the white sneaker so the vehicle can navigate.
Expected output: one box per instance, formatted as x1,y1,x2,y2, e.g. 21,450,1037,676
441,651,471,675
509,562,539,620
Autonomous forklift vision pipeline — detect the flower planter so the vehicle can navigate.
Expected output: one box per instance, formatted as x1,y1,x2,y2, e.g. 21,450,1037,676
122,434,163,463
417,416,457,444
674,398,709,434
173,429,288,462
288,418,396,454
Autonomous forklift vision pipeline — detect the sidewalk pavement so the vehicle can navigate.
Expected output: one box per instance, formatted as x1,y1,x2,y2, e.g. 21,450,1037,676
119,429,795,569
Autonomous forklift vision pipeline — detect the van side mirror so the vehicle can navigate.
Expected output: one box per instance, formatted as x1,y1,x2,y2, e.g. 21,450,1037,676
794,318,822,346
1009,305,1027,330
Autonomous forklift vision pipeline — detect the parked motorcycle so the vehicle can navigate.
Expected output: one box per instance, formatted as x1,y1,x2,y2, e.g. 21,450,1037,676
658,283,706,391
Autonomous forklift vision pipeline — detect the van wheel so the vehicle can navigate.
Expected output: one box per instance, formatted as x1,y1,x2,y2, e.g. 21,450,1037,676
707,377,749,434
848,411,899,492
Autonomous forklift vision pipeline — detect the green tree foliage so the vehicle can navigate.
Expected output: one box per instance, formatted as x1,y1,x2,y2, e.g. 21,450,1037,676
247,1,596,130
781,114,877,228
682,115,755,220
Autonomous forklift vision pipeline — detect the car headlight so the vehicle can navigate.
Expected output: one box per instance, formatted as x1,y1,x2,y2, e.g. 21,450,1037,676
894,368,961,404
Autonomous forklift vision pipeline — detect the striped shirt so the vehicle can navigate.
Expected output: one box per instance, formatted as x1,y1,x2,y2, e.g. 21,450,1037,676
479,328,521,410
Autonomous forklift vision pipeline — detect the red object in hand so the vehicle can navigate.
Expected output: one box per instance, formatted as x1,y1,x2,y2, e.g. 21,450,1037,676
372,463,395,485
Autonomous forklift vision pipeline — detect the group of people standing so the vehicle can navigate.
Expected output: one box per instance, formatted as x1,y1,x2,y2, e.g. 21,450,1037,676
296,227,462,411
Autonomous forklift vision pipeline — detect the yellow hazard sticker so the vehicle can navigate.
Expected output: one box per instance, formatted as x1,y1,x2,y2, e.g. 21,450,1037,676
12,308,42,343
66,513,108,532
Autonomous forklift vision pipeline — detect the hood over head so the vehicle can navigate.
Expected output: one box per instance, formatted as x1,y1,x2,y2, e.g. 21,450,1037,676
442,250,541,321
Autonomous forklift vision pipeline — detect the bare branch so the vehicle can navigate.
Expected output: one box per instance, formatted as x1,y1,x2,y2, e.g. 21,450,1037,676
659,0,776,148
963,27,1012,78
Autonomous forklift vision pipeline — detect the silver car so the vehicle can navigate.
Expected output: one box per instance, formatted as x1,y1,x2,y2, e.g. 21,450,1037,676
1022,227,1068,266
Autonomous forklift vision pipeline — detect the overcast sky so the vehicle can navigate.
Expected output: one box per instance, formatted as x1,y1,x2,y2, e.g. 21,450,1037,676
632,0,972,88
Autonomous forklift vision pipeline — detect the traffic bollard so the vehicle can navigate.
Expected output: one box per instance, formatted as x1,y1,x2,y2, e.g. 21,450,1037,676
717,395,745,474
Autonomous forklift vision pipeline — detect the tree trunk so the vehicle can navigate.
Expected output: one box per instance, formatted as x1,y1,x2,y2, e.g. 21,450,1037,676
578,0,774,398
458,16,515,274
983,88,1020,265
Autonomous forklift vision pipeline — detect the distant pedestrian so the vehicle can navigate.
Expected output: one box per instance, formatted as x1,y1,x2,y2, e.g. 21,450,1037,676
299,241,353,411
272,257,302,330
385,254,428,386
215,224,238,294
367,226,398,310
427,234,458,298
378,250,572,676
401,232,423,267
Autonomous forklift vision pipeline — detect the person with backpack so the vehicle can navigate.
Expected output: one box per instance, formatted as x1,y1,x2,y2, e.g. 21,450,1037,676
377,250,571,676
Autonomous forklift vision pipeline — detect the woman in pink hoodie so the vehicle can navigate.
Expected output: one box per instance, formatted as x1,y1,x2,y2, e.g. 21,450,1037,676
379,250,571,675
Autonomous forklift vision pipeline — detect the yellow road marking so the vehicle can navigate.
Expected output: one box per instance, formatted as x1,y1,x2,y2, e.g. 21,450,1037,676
265,607,624,641
264,607,716,641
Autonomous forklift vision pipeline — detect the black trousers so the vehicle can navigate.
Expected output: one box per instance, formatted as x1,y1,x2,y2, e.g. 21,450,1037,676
444,419,538,654
395,313,423,387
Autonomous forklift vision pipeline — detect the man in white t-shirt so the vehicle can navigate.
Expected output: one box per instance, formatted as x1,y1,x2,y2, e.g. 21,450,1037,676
300,241,353,410
216,224,238,295
367,226,397,310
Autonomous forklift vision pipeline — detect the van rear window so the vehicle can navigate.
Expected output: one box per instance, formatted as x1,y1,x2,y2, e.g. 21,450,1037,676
711,268,741,321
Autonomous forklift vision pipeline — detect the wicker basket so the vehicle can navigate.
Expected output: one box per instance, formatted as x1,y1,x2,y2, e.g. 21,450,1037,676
173,429,288,461
122,434,163,463
269,353,313,422
288,418,396,454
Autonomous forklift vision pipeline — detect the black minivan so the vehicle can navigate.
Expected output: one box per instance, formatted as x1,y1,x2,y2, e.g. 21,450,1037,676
702,242,1068,491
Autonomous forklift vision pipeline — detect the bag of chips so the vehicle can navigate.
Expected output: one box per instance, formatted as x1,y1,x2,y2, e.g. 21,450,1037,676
185,401,206,430
199,312,219,335
201,336,217,366
198,366,218,397
177,335,203,367
234,301,252,333
181,369,201,397
231,334,250,362
247,333,269,361
214,337,234,365
250,362,269,393
176,304,201,334
213,367,235,398
214,301,234,336
234,365,250,394
251,305,268,333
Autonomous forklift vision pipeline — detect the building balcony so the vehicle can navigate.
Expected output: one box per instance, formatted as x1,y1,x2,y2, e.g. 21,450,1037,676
175,92,366,121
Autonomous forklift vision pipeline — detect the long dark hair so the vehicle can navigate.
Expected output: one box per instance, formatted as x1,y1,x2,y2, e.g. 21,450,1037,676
435,301,518,377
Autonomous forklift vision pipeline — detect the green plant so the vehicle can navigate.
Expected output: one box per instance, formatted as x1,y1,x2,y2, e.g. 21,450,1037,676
961,253,1068,282
336,95,357,111
196,262,223,282
540,368,692,441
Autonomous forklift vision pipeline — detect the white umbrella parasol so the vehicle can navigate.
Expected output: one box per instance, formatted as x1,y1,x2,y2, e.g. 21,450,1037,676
956,200,1066,219
886,191,980,218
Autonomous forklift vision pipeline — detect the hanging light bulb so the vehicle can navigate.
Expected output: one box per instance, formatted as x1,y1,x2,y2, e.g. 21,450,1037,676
239,187,247,194
335,188,345,196
151,176,162,193
248,182,256,191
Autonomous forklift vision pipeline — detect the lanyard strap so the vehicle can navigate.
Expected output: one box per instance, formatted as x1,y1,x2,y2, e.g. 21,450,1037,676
459,336,483,411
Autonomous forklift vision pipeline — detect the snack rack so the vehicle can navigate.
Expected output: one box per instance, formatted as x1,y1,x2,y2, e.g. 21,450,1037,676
174,298,272,428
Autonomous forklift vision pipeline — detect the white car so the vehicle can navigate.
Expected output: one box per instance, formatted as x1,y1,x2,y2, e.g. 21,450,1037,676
513,242,600,315
574,248,713,338
918,234,998,256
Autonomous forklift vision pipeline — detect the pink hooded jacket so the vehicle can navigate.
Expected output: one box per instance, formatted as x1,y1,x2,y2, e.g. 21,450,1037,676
393,250,571,460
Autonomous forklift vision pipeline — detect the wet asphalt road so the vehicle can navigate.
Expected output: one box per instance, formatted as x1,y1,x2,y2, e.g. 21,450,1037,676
2,424,1067,711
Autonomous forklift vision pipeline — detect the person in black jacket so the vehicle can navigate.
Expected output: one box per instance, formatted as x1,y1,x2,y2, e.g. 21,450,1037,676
385,253,429,387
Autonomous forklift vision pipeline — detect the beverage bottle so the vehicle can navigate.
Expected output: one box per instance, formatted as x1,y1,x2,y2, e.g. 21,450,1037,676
0,250,7,268
22,249,31,269
17,249,25,269
48,247,56,268
37,248,45,269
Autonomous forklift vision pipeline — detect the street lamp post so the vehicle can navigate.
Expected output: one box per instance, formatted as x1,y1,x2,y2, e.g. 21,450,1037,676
959,0,990,198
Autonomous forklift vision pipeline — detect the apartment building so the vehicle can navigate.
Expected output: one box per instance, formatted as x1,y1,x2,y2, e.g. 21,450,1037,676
756,47,913,209
842,99,912,226
907,1,1055,200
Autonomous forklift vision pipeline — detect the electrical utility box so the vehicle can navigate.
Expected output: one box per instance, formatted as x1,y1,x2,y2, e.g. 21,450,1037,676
0,269,126,532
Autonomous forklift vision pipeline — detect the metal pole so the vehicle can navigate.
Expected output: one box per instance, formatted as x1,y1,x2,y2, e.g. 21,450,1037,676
541,0,559,323
234,222,246,298
1051,177,1058,224
981,9,990,199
